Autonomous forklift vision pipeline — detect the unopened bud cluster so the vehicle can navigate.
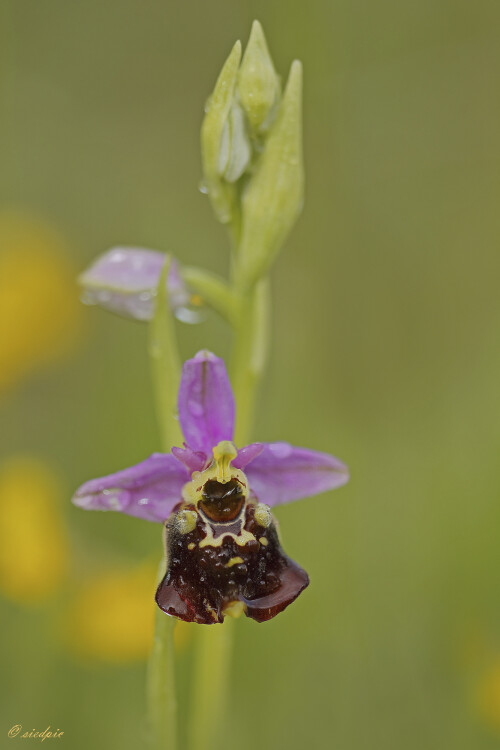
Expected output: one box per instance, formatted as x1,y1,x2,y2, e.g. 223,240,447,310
201,21,304,288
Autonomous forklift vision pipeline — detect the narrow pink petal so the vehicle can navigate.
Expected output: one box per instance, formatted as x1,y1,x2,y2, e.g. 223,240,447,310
233,443,264,469
245,442,349,507
178,351,235,454
171,445,209,474
72,453,188,523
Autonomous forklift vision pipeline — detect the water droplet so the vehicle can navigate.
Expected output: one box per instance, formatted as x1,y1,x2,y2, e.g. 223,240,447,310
174,307,205,325
80,291,97,306
188,399,204,417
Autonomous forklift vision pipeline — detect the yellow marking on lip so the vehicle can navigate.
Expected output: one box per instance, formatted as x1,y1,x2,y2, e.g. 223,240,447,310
176,509,197,535
254,503,271,528
226,556,244,568
198,527,256,549
187,542,196,551
203,601,219,622
259,537,268,546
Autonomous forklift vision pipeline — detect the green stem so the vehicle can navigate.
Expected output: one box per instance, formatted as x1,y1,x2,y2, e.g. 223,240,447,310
181,266,238,325
187,620,234,750
148,256,183,450
147,607,178,750
232,278,271,446
147,256,182,750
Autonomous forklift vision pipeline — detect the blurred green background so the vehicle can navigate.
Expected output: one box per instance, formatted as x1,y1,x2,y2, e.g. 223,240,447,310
1,1,500,748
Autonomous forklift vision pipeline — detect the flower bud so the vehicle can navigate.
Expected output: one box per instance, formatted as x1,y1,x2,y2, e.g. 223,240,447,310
238,20,280,133
200,41,242,224
238,60,304,287
218,101,251,183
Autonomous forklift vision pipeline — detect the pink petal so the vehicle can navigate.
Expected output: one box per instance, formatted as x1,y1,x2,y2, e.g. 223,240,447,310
79,247,191,321
245,442,349,507
171,445,209,474
72,453,189,523
233,443,264,469
178,351,235,454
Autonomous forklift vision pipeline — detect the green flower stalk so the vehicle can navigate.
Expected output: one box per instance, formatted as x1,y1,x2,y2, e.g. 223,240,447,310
147,260,181,750
74,20,348,750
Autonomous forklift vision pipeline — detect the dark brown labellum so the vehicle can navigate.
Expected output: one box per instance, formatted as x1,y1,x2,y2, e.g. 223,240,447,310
155,500,309,624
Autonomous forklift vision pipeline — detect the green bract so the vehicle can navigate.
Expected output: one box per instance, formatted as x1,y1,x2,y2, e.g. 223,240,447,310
238,60,303,288
201,40,242,224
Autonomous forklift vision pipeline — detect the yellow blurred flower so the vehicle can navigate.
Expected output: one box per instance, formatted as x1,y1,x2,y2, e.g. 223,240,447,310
62,561,195,664
474,657,500,734
0,452,192,662
0,456,70,604
0,209,82,394
63,562,158,663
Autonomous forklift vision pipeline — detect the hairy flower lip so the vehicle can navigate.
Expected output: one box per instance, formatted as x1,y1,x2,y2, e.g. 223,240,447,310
72,351,349,523
155,501,310,624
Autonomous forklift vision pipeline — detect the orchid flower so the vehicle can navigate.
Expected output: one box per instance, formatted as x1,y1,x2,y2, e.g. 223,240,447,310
73,351,348,625
78,246,201,323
